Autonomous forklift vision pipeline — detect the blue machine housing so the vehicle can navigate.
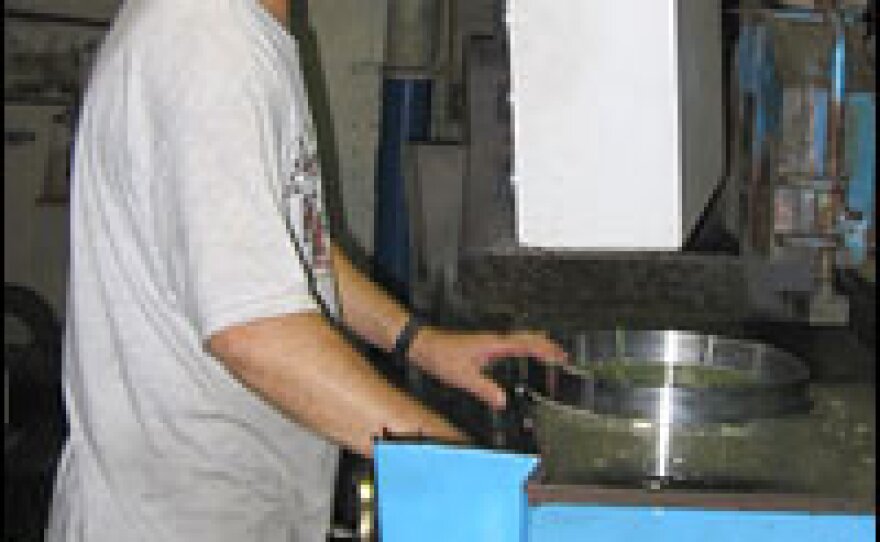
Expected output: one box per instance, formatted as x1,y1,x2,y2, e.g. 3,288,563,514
374,443,876,542
374,78,432,302
528,504,875,542
374,443,538,542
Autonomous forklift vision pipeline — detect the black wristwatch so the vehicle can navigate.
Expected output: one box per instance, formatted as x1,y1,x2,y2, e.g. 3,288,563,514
392,314,425,364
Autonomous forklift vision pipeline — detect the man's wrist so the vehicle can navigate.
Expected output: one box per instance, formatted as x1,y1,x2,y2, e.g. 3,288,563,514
406,324,437,368
392,314,426,364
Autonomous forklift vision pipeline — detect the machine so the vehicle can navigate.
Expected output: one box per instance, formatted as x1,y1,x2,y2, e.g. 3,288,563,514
396,0,874,331
374,438,874,542
363,0,875,540
371,330,874,541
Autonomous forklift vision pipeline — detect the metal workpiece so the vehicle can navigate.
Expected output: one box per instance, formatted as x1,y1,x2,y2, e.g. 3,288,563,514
472,330,852,496
524,330,812,425
488,330,874,502
530,381,874,499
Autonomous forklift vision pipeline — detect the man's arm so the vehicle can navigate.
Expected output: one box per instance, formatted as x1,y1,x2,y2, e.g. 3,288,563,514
207,244,565,459
208,312,464,458
330,243,409,354
331,243,568,409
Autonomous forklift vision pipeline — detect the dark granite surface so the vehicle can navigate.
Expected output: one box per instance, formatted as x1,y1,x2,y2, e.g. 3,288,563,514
442,251,749,332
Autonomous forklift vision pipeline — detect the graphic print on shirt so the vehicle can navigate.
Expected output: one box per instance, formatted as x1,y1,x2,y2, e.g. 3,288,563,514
283,132,339,317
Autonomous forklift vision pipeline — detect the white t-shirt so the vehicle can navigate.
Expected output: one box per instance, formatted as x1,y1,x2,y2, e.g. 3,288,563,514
48,1,340,540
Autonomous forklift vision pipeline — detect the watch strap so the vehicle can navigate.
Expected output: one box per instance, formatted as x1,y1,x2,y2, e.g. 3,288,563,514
392,315,425,364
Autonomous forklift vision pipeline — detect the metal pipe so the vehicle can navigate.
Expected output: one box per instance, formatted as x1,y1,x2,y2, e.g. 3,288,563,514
817,9,847,295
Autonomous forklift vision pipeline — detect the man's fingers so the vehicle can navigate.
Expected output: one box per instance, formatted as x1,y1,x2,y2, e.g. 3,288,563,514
478,332,568,365
462,374,507,410
516,333,568,364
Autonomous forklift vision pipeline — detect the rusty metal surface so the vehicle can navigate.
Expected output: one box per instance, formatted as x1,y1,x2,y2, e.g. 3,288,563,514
526,473,875,514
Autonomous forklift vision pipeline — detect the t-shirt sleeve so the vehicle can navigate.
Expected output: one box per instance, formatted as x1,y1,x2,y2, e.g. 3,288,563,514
148,47,320,341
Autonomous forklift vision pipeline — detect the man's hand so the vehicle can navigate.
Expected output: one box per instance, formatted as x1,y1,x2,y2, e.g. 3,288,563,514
407,328,568,410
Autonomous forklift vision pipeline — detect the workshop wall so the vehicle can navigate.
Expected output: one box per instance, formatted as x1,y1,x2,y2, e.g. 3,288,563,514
5,4,119,539
5,1,117,320
302,0,388,258
6,0,118,20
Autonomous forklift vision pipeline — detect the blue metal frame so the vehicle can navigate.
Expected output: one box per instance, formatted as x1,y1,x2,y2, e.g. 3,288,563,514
374,443,538,542
843,93,876,264
529,504,876,542
374,78,432,302
375,443,876,542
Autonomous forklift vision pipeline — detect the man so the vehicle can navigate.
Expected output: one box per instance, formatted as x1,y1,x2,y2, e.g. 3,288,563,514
47,0,565,540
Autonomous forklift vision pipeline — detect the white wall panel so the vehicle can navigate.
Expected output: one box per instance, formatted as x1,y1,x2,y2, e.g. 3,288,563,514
509,0,722,250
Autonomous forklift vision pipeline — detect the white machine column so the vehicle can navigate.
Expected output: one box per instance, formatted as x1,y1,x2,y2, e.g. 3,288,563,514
508,0,724,250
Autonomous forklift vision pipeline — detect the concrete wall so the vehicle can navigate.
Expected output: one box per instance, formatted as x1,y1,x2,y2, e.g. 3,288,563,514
6,0,120,20
5,0,117,318
5,104,72,317
305,0,388,257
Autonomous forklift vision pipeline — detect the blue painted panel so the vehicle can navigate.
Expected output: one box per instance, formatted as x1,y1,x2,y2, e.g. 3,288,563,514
843,93,876,264
811,89,828,177
374,443,538,542
374,79,432,301
529,505,876,542
737,25,781,160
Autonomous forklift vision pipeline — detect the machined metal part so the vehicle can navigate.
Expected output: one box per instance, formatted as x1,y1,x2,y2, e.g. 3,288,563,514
489,331,817,486
520,330,812,425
